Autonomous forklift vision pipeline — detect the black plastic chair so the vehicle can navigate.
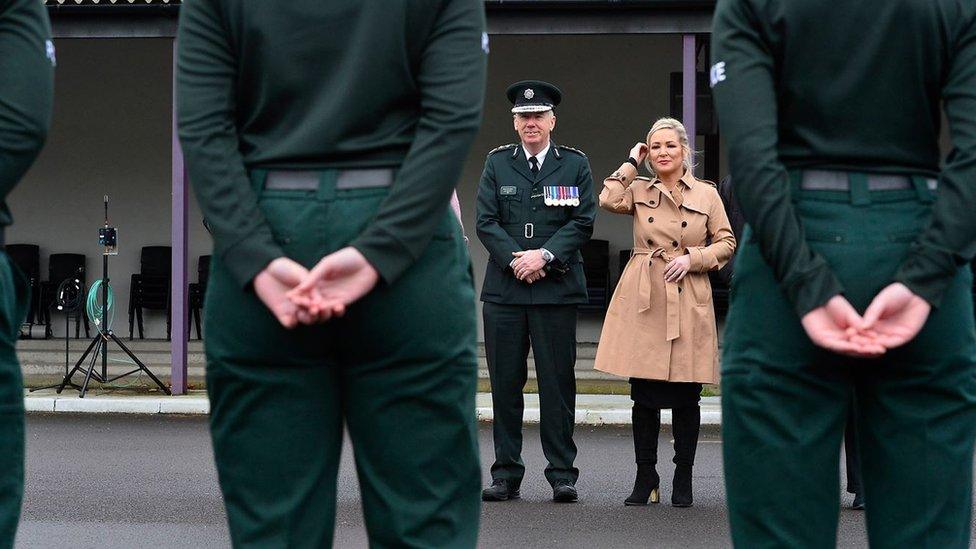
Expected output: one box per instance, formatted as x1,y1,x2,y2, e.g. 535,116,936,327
709,270,731,320
579,239,611,312
40,253,90,339
188,255,211,340
5,244,45,338
618,249,632,284
128,246,172,340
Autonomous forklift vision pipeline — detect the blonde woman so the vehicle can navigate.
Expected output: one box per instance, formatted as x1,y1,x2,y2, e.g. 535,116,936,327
594,118,735,507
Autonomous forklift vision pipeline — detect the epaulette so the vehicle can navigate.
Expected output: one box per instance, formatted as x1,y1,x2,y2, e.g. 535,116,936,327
699,178,717,188
487,143,518,156
557,145,587,157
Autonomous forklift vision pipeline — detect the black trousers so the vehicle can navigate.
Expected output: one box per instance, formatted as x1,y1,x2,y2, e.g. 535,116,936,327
483,302,579,486
844,397,863,495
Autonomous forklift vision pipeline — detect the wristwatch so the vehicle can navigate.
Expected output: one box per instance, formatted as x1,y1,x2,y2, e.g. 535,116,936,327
541,249,554,263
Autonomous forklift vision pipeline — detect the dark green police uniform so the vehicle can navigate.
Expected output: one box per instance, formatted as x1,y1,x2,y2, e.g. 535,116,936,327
476,82,596,494
0,1,54,547
711,0,976,546
177,1,486,547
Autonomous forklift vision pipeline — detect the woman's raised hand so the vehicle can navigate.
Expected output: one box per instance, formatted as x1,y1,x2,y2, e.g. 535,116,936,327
629,142,648,165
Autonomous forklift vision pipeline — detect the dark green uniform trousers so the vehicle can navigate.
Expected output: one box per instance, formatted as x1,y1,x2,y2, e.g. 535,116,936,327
722,181,976,548
0,254,27,549
483,303,579,486
204,172,481,548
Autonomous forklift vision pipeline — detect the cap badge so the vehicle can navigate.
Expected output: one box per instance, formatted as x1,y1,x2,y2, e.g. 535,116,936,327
524,89,535,100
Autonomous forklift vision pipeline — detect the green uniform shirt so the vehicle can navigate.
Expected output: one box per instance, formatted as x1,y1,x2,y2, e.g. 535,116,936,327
711,0,976,315
177,0,487,288
0,0,54,242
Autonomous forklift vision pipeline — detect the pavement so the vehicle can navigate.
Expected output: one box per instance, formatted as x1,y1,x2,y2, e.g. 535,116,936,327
23,388,722,425
16,414,879,549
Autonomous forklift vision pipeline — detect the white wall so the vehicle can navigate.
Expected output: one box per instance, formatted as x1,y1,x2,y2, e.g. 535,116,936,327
10,34,707,342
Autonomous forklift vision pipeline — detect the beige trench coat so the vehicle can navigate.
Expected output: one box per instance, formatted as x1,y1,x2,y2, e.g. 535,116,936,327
594,163,736,383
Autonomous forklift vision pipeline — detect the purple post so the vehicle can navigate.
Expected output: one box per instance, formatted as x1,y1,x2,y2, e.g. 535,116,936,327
682,34,697,176
170,40,188,395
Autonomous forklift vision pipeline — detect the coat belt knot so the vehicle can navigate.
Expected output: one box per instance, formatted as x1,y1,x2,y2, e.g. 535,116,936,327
631,246,680,341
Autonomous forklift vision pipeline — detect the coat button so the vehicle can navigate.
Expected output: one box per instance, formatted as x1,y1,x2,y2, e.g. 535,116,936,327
681,221,687,228
671,240,678,247
649,201,656,205
648,216,654,223
646,239,653,246
532,207,537,211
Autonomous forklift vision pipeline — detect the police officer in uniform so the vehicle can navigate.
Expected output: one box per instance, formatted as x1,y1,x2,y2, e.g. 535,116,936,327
712,0,976,546
0,1,54,546
477,81,595,503
177,1,486,547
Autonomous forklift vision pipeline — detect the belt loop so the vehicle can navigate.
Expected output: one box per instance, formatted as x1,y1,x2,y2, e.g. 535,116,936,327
250,169,268,194
848,173,871,206
788,170,801,203
316,170,338,201
910,176,934,204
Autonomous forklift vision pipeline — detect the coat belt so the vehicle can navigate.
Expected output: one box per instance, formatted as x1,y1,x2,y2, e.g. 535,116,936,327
631,247,680,341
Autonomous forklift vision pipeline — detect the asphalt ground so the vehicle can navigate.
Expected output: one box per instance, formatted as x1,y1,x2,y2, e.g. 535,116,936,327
16,414,882,548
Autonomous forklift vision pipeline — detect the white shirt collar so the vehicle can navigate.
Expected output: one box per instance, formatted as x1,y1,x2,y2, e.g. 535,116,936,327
522,141,551,168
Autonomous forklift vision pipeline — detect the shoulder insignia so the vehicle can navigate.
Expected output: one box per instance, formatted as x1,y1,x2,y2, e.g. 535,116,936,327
557,145,587,157
487,144,518,156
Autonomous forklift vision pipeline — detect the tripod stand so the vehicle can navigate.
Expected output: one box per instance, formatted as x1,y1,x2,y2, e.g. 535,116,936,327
56,197,171,398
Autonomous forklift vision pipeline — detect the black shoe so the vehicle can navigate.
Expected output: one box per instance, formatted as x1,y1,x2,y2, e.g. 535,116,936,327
671,464,693,507
624,464,660,506
482,479,520,502
851,492,865,510
552,481,578,503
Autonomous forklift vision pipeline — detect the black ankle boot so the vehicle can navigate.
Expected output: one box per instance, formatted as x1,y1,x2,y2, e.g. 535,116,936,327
671,464,693,507
624,404,661,506
625,464,660,505
671,405,700,507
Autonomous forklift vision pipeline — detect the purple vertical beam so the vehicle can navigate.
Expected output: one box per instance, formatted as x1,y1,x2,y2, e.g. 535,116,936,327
682,34,697,176
170,40,188,395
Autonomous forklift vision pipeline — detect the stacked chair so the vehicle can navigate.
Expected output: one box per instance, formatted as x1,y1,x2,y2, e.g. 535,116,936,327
580,239,611,312
128,245,172,340
5,244,45,339
188,254,211,340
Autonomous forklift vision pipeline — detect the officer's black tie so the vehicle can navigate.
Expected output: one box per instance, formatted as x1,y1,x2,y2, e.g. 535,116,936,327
529,155,539,177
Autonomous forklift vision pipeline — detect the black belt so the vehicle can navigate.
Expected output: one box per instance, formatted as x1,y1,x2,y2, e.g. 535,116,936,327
799,170,937,192
263,168,395,191
502,223,556,240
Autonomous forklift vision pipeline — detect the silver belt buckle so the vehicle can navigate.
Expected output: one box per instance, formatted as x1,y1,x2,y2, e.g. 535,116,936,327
524,223,534,239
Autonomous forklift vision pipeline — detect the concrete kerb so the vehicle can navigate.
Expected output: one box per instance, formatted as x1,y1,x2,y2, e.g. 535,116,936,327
24,390,721,426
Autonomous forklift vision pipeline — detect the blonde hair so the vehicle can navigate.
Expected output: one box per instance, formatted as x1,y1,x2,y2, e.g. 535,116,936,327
644,117,697,176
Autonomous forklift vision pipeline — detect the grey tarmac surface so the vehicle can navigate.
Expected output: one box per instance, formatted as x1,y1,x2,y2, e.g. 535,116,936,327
16,414,880,548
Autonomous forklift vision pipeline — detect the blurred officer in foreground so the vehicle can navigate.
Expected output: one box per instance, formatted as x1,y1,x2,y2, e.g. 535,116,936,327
476,80,596,504
0,1,54,547
712,0,976,546
178,1,487,546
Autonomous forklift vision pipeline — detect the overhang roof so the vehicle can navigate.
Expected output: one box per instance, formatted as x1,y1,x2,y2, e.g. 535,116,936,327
46,0,715,38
